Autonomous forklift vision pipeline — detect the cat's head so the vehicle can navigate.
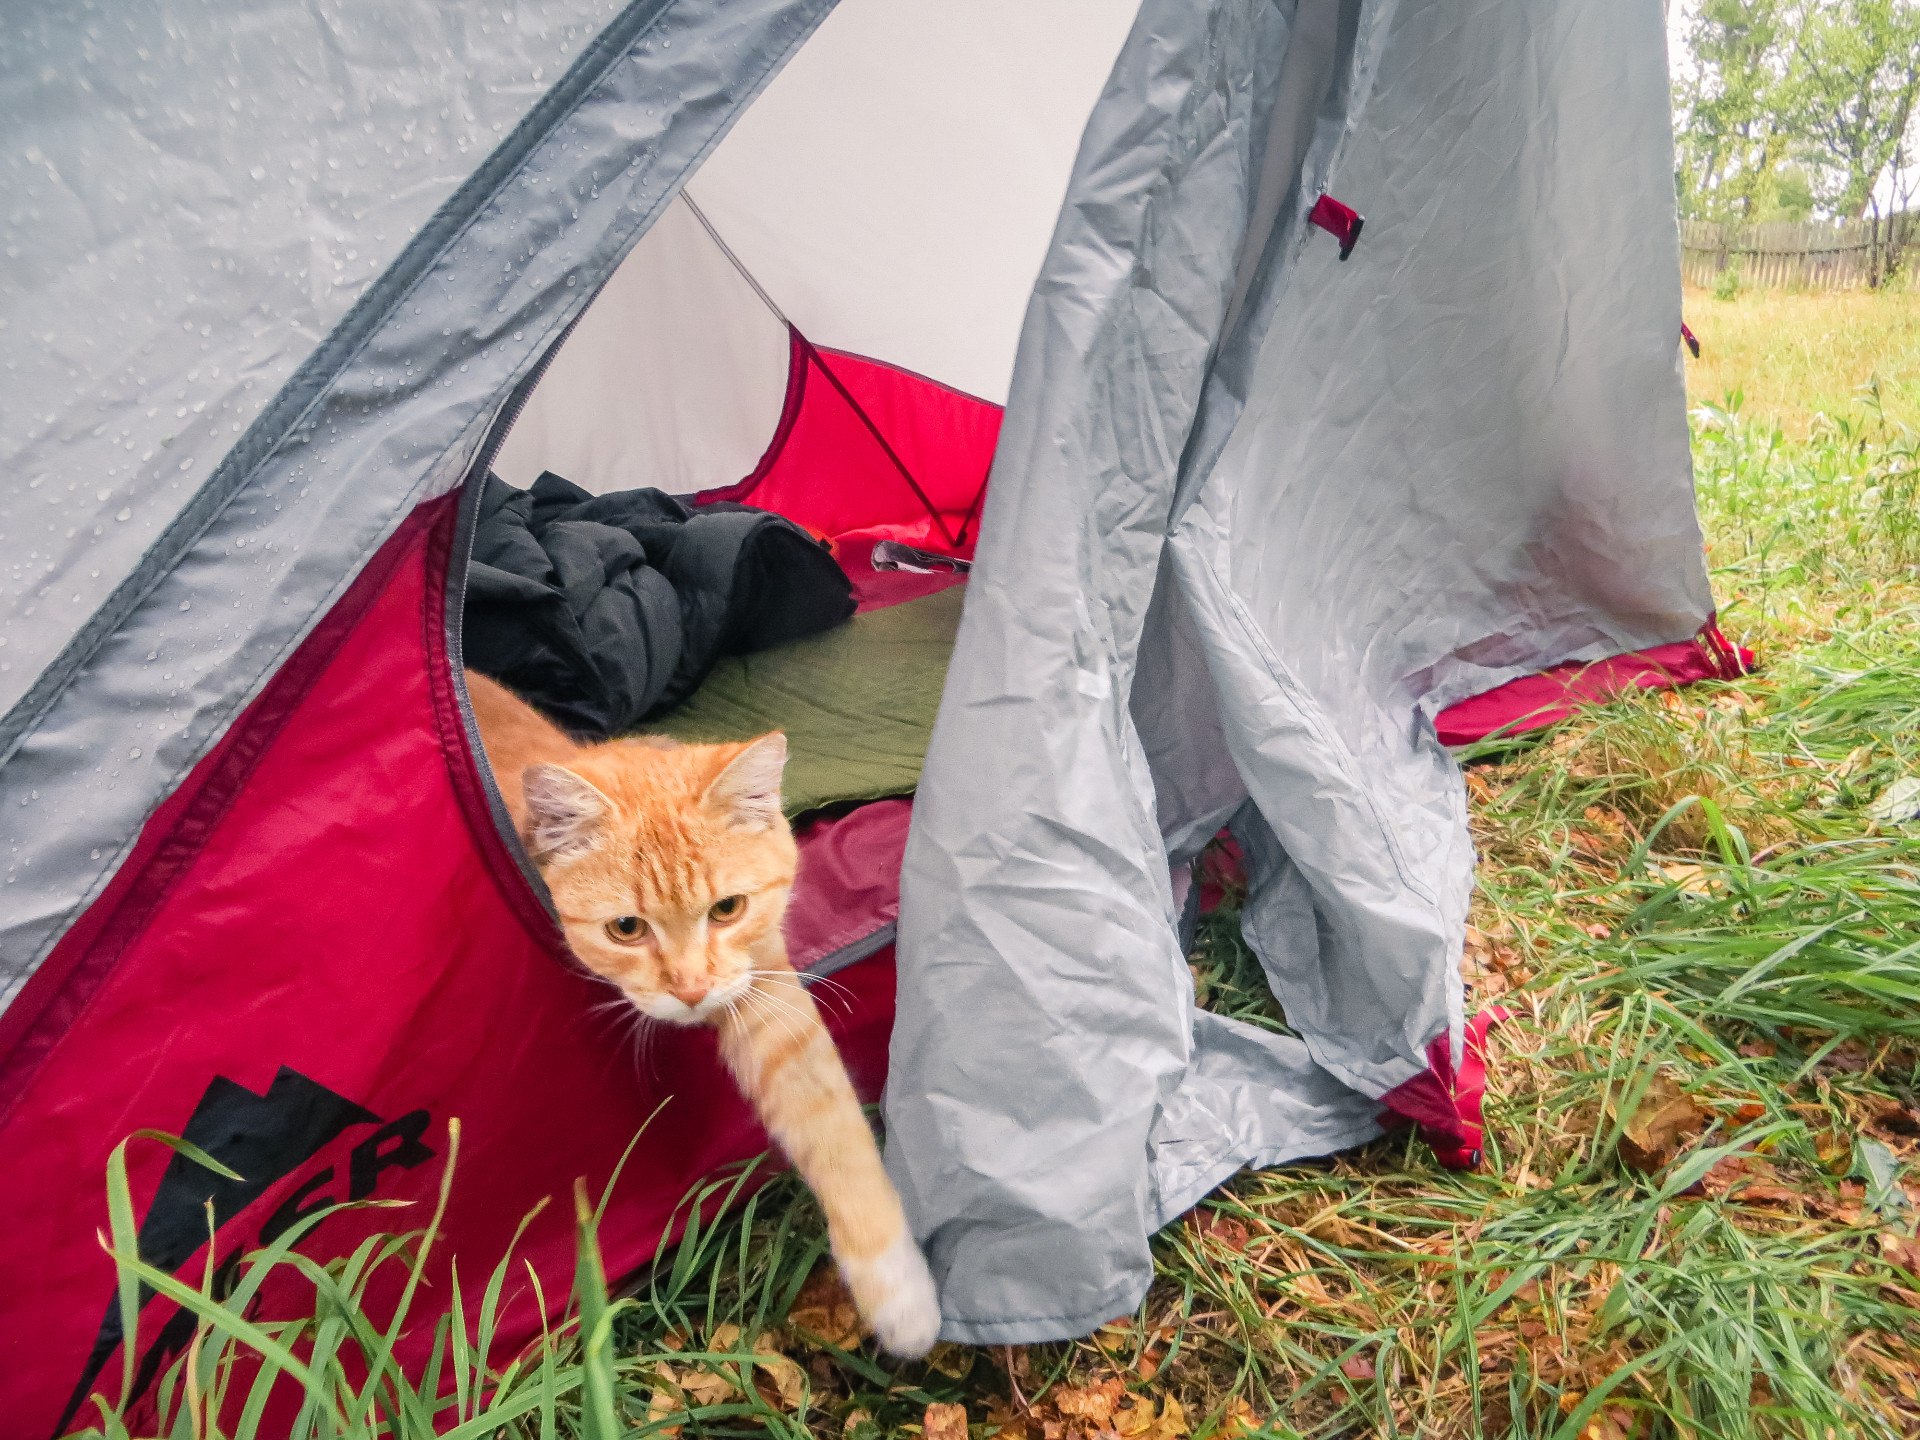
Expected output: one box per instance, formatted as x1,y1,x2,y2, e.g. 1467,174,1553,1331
518,733,796,1024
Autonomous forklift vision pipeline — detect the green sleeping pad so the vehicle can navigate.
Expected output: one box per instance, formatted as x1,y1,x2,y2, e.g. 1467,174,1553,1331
637,585,963,817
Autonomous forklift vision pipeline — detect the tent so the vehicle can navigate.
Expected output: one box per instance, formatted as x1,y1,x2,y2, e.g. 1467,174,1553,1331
0,0,1732,1425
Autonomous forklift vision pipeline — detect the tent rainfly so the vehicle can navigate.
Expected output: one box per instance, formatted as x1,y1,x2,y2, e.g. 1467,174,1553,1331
0,0,1731,1426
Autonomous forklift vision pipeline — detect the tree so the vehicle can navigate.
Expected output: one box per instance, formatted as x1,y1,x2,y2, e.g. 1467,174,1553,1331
1673,0,1920,227
1673,0,1799,221
1784,0,1920,219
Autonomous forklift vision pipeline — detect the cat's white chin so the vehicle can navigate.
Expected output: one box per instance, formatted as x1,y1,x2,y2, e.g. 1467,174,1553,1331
848,1230,941,1358
627,975,752,1025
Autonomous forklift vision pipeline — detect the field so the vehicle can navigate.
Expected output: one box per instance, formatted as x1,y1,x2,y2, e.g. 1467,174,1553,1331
73,289,1920,1439
1682,285,1920,439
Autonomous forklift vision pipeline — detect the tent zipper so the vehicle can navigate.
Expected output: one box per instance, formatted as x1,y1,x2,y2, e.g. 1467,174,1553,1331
466,302,593,486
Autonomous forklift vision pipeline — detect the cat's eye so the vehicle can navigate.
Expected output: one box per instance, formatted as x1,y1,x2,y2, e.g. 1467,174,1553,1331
605,915,650,943
708,895,746,923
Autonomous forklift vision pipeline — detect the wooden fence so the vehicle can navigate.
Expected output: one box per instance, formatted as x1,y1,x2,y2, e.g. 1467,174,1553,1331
1680,214,1915,290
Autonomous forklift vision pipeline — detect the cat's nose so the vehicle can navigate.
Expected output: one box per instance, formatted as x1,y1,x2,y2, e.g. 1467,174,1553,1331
669,980,710,1007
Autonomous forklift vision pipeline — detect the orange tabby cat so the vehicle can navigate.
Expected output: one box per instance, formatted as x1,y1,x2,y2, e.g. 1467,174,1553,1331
464,671,940,1356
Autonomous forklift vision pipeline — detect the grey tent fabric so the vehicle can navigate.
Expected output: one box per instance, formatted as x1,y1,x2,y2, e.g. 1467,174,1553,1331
0,0,625,722
886,0,1705,1343
0,0,837,1000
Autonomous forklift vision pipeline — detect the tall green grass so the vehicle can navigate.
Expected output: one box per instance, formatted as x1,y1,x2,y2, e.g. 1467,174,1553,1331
68,1125,986,1439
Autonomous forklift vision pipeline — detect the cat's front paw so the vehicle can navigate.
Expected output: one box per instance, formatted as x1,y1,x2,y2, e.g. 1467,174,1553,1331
847,1230,941,1358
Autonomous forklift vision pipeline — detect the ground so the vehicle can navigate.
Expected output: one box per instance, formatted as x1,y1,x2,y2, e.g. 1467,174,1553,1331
78,285,1920,1439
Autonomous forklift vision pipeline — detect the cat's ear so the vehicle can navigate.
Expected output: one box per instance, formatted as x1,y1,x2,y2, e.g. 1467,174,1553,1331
703,733,787,831
521,763,610,860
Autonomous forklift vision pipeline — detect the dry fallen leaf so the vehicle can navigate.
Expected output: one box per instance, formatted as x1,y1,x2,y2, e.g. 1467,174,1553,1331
1701,1153,1869,1221
1659,863,1712,895
1617,1073,1709,1171
1157,1394,1190,1438
1818,1040,1875,1075
1702,1153,1804,1209
751,1330,808,1412
1190,1209,1251,1252
647,1367,686,1438
1339,1353,1375,1380
1582,1402,1644,1440
924,1340,975,1378
677,1365,736,1409
1881,1231,1920,1274
923,1402,969,1440
1815,1128,1854,1173
982,1400,1031,1440
1871,1103,1920,1139
1053,1378,1125,1429
788,1263,866,1348
1462,926,1510,996
1219,1396,1265,1437
1112,1394,1189,1440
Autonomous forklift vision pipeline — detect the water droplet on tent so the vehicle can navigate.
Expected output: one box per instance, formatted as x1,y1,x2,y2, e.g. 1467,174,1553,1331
90,849,101,860
178,600,191,611
116,508,132,521
129,749,141,759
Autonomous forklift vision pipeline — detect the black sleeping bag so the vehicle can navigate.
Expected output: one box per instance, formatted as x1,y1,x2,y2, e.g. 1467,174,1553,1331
462,470,855,736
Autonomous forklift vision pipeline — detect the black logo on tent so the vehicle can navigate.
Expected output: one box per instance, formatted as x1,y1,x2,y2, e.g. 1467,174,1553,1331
55,1066,435,1437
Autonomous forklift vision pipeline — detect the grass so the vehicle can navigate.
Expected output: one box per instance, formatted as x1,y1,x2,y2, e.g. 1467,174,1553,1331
69,294,1920,1438
1681,284,1920,439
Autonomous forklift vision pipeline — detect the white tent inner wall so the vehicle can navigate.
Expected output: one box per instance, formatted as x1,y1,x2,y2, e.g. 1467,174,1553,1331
492,0,1139,497
490,196,792,495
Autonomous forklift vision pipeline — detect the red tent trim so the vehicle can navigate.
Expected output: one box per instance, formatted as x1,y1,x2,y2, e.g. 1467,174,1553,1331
0,499,457,1128
1432,620,1755,748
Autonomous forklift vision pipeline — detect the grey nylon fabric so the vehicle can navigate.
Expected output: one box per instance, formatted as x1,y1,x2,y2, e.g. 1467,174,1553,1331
0,0,623,720
0,0,837,1002
888,0,1705,1343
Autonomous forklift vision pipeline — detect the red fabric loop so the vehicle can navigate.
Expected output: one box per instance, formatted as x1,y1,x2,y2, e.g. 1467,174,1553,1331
1379,1007,1508,1170
1308,194,1364,259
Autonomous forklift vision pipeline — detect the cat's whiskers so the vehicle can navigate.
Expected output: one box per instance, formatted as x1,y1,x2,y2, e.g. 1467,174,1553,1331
736,982,818,1057
741,990,825,1067
626,1007,661,1082
798,969,857,1018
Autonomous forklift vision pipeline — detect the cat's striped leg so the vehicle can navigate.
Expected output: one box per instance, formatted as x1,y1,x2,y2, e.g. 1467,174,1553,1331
718,964,940,1356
